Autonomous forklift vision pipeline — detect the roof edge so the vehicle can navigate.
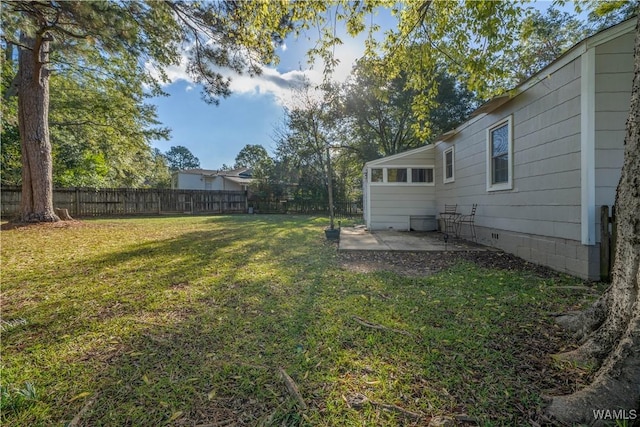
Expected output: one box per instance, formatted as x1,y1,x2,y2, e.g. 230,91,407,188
364,144,434,167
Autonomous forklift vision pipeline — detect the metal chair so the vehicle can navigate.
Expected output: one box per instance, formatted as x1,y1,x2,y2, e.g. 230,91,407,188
440,204,458,235
456,204,477,242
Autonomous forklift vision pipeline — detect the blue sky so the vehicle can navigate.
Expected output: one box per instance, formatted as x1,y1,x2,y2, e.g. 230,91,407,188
149,7,387,170
149,1,565,171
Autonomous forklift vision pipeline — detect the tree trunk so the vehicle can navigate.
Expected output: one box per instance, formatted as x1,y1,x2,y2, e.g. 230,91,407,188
17,32,59,223
326,143,335,229
545,14,640,425
54,208,73,221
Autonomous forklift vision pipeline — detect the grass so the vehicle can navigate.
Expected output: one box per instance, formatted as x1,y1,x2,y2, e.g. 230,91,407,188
1,215,596,426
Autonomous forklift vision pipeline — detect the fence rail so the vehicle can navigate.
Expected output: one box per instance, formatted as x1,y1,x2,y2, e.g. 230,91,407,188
250,199,362,219
1,187,248,219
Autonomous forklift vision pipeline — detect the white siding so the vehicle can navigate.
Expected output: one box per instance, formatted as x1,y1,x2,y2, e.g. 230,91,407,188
369,185,436,230
177,173,205,190
594,32,634,240
365,147,436,230
361,21,633,280
435,57,582,241
203,177,245,191
211,177,225,191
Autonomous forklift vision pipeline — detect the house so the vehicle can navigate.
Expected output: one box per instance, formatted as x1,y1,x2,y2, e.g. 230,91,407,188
363,18,635,280
171,168,252,192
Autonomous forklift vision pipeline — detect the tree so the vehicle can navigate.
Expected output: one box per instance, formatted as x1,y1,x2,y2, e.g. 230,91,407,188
143,149,172,188
269,0,640,419
1,0,294,222
164,146,200,171
2,40,170,189
342,57,478,163
4,0,638,415
0,55,21,186
234,144,271,170
544,12,640,422
505,8,587,85
356,2,640,421
270,83,344,226
342,57,423,159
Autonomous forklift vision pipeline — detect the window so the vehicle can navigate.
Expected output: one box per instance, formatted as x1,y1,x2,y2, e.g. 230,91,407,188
387,168,407,183
369,166,434,185
412,168,433,183
486,116,513,191
443,147,454,183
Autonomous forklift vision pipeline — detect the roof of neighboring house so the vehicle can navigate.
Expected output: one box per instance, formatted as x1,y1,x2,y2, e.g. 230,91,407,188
174,167,253,178
175,168,218,176
218,168,252,178
223,176,253,185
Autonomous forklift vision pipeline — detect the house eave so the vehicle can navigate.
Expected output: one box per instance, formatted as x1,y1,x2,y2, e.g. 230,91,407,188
364,144,435,169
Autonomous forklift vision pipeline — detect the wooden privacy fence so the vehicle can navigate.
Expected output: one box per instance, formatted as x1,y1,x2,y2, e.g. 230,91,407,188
1,187,248,219
600,205,617,282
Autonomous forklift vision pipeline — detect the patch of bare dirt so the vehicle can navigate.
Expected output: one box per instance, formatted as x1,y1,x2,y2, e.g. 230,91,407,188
1,219,86,231
338,250,563,279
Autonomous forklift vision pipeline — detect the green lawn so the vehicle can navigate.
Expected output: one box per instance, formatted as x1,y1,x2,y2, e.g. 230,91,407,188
1,215,595,426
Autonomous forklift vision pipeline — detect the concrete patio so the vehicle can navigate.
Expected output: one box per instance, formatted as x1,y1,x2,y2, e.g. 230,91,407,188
338,226,489,252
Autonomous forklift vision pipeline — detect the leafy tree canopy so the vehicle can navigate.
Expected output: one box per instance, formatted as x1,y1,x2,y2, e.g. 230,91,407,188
234,144,271,170
164,145,200,171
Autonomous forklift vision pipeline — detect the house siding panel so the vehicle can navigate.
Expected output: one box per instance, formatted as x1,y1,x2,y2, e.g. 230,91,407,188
363,21,634,280
434,57,584,275
177,173,205,190
594,33,633,241
369,186,436,230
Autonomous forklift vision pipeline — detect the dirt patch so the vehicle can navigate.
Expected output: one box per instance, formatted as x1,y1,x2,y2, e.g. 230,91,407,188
338,250,563,279
1,219,86,231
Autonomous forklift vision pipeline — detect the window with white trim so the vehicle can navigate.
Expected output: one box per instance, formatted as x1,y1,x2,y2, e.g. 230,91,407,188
486,116,513,191
368,166,434,184
443,147,455,183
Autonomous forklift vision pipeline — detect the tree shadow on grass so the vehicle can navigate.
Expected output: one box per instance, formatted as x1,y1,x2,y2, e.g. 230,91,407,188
1,215,594,426
1,215,341,425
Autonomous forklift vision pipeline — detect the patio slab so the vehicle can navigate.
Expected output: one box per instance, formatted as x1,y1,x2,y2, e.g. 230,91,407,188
338,226,489,252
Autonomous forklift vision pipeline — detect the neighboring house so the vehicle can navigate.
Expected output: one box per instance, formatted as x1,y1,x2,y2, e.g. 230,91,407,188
171,168,252,192
363,18,635,280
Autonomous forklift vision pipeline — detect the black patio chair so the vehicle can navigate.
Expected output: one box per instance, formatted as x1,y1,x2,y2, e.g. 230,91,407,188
455,204,477,242
440,204,458,236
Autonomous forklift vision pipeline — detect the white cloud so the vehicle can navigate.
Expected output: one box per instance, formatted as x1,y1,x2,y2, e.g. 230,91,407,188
146,33,366,106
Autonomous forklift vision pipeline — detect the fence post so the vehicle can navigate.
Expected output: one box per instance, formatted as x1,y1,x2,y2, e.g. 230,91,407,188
611,205,617,274
600,205,611,282
75,187,81,216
